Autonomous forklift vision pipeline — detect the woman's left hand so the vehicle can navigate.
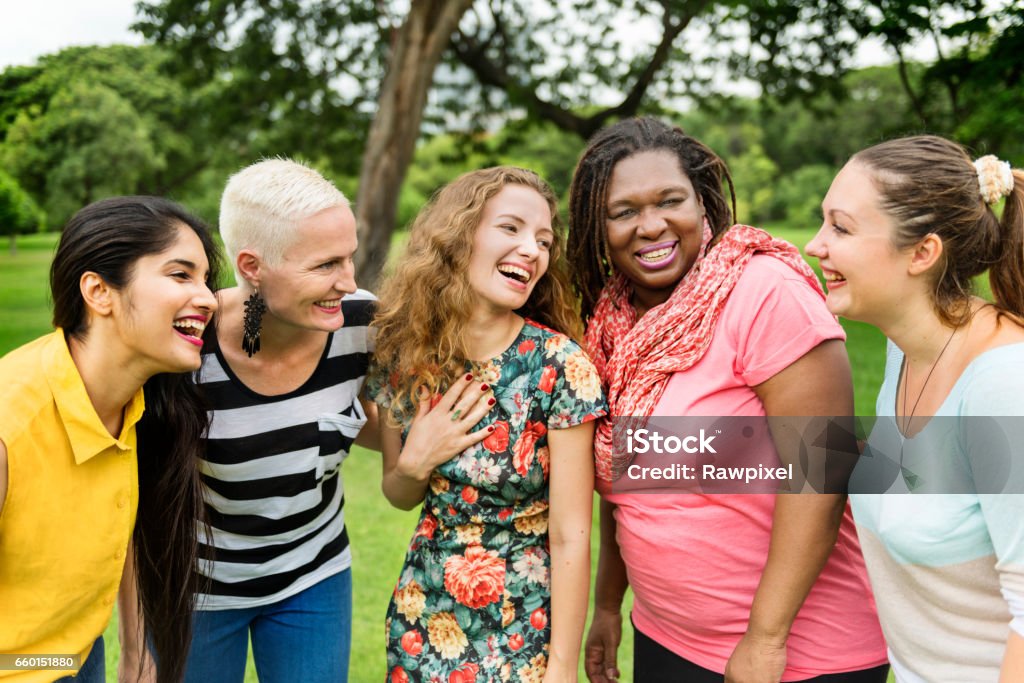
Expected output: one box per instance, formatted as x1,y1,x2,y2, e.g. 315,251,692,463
724,632,786,683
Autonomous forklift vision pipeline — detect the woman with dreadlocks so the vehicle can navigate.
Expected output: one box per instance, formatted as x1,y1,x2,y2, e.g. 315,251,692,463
568,118,888,683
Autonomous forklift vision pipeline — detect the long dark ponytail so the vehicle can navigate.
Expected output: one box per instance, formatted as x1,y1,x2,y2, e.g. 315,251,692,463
51,197,221,683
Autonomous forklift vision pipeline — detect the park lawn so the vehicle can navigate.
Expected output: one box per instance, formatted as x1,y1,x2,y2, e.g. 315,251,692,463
0,232,59,352
3,228,890,682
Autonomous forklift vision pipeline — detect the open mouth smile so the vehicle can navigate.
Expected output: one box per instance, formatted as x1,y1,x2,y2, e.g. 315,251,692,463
497,263,533,289
173,316,207,347
821,269,847,288
634,241,678,270
314,298,342,311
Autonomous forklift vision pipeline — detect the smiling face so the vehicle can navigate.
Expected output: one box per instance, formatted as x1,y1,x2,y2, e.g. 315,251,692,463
806,161,914,326
257,204,358,331
466,184,554,317
113,222,218,374
605,150,706,310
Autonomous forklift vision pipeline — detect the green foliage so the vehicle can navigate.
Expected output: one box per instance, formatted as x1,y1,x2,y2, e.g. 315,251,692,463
3,82,163,227
773,165,838,229
134,0,377,179
397,121,586,231
0,45,210,227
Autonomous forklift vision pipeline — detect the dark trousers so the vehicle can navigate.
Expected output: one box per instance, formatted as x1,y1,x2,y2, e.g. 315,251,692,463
634,622,890,683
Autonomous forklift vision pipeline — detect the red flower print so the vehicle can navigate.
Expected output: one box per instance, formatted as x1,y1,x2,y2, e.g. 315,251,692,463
508,633,525,651
443,544,505,609
447,504,457,517
448,663,480,683
401,630,423,656
513,421,547,476
518,339,536,354
390,667,410,683
415,513,438,540
538,365,557,394
429,392,443,410
461,486,479,504
530,607,547,630
498,508,513,521
483,420,510,453
536,446,550,478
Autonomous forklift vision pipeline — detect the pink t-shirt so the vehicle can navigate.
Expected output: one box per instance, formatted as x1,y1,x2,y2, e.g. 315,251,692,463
603,255,888,679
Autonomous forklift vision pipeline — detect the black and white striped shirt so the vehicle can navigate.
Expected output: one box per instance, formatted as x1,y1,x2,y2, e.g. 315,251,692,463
194,290,375,609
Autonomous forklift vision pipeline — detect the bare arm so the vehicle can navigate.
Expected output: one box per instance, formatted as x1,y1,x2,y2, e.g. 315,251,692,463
584,498,628,683
381,376,494,510
543,422,596,683
1000,630,1024,682
117,543,157,683
725,340,852,683
354,396,381,451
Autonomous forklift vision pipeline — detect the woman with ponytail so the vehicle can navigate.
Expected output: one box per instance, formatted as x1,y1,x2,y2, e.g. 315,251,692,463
0,197,220,683
807,135,1024,681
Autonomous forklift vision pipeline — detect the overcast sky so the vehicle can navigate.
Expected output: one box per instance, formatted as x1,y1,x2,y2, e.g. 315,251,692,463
0,0,143,69
0,0,927,73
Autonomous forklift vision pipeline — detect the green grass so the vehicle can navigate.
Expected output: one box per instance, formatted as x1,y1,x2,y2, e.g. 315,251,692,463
3,229,885,681
0,233,59,351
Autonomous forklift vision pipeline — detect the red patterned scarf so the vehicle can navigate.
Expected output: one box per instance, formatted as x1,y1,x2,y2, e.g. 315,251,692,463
585,224,824,482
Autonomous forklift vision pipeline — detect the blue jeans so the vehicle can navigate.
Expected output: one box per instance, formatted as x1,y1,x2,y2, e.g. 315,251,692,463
184,570,352,683
54,636,104,683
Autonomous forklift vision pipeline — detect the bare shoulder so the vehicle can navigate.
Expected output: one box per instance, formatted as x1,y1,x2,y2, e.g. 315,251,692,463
973,305,1024,352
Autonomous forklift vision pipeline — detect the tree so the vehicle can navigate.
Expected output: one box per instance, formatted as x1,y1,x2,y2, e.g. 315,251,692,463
0,169,42,254
3,82,163,227
0,45,208,226
846,0,1024,158
137,0,1013,284
354,0,475,291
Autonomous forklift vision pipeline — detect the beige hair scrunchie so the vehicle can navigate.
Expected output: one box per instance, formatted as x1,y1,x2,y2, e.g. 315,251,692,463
974,155,1014,205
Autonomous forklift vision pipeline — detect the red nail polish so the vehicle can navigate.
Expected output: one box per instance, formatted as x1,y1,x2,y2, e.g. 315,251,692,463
487,398,496,406
488,425,495,432
464,373,473,381
480,384,489,391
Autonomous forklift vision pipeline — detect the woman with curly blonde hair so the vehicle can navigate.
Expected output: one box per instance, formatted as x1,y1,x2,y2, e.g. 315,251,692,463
367,166,607,682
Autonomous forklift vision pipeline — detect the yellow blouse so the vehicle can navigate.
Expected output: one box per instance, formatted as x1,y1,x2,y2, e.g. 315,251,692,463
0,330,144,682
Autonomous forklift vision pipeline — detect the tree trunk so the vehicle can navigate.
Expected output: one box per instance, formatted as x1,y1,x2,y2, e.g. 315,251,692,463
354,0,474,289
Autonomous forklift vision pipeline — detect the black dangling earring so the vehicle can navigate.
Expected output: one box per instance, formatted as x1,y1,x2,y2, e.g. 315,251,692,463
242,289,266,357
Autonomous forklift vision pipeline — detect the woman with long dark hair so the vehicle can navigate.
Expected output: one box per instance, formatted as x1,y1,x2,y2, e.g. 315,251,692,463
0,196,220,683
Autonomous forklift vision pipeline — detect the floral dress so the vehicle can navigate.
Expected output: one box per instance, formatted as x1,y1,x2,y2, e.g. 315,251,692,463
367,320,607,683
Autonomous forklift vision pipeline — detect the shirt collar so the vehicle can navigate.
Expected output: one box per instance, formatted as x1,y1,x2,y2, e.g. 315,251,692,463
43,329,146,464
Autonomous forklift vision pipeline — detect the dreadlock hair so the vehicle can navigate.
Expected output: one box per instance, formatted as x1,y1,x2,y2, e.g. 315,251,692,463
567,117,737,322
